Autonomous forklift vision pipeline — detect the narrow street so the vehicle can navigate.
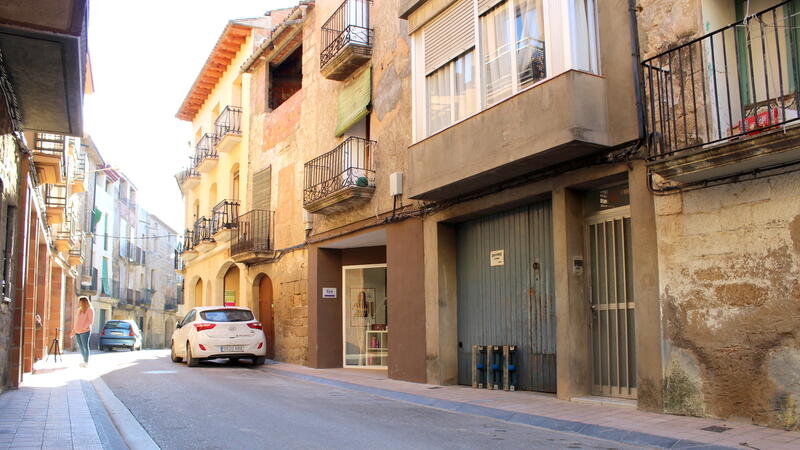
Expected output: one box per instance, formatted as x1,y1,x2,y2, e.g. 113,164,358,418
96,350,635,450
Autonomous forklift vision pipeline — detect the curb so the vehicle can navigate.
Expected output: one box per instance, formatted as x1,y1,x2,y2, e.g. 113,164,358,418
269,367,735,450
91,375,160,450
81,379,128,450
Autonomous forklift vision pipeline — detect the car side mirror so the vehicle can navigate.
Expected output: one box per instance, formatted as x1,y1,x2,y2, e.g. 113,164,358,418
176,321,182,329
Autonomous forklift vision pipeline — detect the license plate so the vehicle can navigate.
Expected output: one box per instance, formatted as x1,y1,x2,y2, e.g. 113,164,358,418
220,345,244,352
112,331,123,335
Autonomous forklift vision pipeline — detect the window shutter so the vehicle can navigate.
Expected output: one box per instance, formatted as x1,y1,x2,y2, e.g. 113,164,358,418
252,167,271,212
424,0,475,75
477,0,504,15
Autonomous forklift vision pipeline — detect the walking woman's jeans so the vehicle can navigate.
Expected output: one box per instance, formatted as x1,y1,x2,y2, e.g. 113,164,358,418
75,331,90,363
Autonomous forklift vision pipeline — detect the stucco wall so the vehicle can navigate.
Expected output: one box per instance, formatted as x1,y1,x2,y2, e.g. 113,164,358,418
655,172,800,429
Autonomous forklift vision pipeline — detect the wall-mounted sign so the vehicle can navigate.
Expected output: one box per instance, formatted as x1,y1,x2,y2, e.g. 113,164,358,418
322,287,337,299
490,250,505,267
224,290,236,306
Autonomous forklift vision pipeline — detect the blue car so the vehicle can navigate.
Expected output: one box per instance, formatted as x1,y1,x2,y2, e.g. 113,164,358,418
99,320,143,351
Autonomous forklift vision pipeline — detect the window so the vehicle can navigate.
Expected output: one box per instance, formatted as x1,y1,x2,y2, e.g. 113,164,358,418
426,51,477,134
414,0,599,140
200,309,254,322
481,0,545,106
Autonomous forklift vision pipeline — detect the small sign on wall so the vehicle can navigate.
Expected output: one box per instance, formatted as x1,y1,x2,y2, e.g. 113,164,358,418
490,250,505,267
322,287,337,299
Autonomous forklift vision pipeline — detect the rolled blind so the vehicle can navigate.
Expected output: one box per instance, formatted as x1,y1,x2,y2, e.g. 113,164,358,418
477,0,504,15
424,0,475,74
252,167,271,212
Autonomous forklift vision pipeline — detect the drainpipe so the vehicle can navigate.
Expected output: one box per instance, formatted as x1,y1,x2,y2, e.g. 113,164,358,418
628,0,647,141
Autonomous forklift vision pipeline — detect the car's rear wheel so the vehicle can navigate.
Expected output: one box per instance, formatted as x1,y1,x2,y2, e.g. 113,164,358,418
253,356,266,365
186,343,199,367
129,344,135,352
170,342,182,363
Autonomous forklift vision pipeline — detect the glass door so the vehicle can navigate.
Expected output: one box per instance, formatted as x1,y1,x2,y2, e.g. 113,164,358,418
342,264,388,368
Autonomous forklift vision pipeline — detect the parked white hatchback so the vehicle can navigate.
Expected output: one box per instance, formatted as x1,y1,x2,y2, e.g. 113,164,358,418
170,306,267,367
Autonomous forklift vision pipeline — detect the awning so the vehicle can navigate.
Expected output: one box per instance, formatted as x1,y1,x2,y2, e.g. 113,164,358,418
335,67,371,137
91,208,102,231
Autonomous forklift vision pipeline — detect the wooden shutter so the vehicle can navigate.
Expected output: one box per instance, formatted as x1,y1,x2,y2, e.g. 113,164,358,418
424,0,475,74
252,167,271,212
477,0,504,15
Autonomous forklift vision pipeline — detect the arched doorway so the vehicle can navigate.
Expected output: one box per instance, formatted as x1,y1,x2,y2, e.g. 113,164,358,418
256,275,275,359
223,265,240,306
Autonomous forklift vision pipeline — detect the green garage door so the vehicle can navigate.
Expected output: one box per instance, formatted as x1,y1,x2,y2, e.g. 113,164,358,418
456,200,556,392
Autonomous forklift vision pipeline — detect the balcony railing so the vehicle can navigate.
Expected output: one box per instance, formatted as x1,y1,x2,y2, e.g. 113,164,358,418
137,289,154,307
642,1,800,159
231,210,274,256
43,184,68,209
100,278,120,298
33,133,66,155
304,136,376,206
192,217,214,246
211,199,240,234
195,133,219,161
176,165,200,185
215,106,243,138
174,247,185,270
320,0,373,69
180,232,194,252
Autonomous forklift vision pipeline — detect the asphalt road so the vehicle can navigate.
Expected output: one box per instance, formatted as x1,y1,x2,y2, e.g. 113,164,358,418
98,350,644,450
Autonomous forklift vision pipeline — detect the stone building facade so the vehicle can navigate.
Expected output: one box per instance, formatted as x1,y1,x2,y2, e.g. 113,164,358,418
637,0,800,429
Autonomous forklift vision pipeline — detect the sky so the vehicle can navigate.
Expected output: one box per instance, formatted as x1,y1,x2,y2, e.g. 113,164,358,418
84,0,298,233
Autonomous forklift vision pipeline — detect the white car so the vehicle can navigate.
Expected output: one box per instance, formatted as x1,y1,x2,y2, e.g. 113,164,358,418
170,306,267,367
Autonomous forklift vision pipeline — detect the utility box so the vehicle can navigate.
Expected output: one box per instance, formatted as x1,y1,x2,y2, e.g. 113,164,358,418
389,172,403,197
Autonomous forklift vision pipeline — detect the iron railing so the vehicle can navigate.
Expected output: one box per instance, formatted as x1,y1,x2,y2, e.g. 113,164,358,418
43,184,68,209
72,151,87,181
642,1,800,159
195,133,219,162
211,199,240,234
231,210,274,256
320,0,373,69
33,133,65,155
303,136,376,205
192,217,214,246
69,246,84,264
164,300,178,312
214,106,243,138
174,247,185,271
176,165,200,185
137,289,154,307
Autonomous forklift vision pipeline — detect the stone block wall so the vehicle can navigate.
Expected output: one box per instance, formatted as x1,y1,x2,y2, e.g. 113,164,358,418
0,133,21,391
655,171,800,429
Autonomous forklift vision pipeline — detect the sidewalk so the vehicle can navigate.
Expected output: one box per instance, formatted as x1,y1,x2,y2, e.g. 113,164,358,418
0,353,126,450
268,362,800,450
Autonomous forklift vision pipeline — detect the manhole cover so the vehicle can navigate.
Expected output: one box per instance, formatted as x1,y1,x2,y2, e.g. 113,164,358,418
701,425,732,433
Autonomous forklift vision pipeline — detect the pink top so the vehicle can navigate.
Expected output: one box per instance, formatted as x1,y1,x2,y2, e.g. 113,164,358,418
74,307,94,334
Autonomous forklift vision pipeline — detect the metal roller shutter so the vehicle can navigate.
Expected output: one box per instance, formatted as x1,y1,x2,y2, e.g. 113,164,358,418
424,0,475,74
456,199,556,393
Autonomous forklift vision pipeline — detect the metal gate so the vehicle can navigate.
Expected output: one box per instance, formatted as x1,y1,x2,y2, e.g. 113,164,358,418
456,200,556,392
586,207,637,398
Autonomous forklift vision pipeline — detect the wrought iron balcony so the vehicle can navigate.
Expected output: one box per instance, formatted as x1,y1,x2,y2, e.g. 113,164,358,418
100,278,120,298
176,164,201,190
31,133,66,184
303,136,375,214
192,216,215,251
195,133,220,172
642,1,800,183
137,289,154,307
174,246,186,272
42,184,68,224
214,106,243,153
320,0,373,80
231,210,274,264
211,199,240,239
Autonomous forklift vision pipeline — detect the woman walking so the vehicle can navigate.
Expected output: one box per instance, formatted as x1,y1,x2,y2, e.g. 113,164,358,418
73,296,94,367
